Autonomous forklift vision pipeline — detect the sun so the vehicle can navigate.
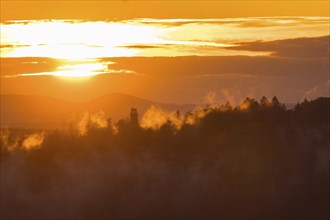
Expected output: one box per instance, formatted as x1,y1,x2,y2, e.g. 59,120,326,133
6,60,110,80
53,62,107,78
3,59,136,79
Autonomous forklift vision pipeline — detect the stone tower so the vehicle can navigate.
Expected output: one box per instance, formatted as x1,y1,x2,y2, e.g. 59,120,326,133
130,108,138,125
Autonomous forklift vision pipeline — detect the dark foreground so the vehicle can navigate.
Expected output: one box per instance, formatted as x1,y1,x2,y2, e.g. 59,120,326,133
1,97,329,219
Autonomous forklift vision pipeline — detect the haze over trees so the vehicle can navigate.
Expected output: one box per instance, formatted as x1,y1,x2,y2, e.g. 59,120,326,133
1,96,329,220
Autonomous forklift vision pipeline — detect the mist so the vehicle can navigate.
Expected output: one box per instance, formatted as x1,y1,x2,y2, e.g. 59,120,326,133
1,97,329,220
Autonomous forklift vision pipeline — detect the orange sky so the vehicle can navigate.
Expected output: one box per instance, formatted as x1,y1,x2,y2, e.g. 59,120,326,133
0,1,329,104
1,1,329,21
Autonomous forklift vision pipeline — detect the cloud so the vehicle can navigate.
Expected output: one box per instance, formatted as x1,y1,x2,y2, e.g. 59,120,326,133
1,58,136,78
0,44,31,48
1,17,328,58
3,69,135,78
1,35,328,104
115,44,166,49
105,54,328,80
230,35,329,58
132,17,330,28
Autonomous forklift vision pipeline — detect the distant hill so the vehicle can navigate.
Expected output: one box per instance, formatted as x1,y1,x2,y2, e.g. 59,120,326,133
0,93,195,129
82,93,194,121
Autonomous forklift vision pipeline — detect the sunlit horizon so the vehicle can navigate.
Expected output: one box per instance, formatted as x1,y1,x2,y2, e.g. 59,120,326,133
1,14,329,103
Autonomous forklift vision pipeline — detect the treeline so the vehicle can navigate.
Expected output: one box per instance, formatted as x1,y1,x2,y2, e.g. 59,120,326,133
1,97,329,220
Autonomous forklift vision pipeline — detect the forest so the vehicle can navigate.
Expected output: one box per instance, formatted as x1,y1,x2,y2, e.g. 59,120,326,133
1,96,329,220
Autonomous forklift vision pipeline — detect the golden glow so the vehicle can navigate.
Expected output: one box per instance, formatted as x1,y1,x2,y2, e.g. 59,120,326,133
0,1,328,105
3,60,136,80
54,63,107,78
1,17,329,59
1,20,163,59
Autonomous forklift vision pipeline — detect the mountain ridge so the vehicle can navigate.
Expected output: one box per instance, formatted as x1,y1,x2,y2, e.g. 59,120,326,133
0,93,195,129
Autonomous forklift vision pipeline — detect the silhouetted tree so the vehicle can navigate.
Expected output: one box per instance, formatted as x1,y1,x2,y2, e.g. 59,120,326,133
223,101,233,111
260,96,271,108
271,96,280,106
240,97,260,111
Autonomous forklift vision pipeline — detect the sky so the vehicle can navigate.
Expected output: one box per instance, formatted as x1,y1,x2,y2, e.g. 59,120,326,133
0,1,329,104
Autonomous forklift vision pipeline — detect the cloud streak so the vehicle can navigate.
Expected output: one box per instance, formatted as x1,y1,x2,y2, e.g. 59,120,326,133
1,17,328,58
229,35,329,58
2,59,136,78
